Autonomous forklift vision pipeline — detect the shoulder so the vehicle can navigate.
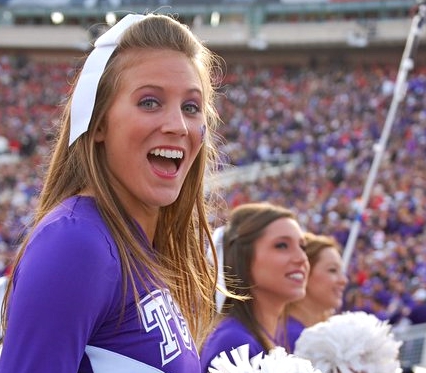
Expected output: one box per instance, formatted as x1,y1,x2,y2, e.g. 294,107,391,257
28,196,118,263
18,195,121,288
200,317,263,373
34,195,112,240
286,315,305,331
285,315,306,353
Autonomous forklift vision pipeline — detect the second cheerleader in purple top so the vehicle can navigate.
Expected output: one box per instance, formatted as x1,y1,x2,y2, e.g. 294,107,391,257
200,202,310,373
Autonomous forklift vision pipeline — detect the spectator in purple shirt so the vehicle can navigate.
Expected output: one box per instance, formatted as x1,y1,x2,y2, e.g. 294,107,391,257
0,13,224,373
408,288,426,325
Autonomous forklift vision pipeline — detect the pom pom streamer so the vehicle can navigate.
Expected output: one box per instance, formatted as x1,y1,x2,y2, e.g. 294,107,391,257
208,344,323,373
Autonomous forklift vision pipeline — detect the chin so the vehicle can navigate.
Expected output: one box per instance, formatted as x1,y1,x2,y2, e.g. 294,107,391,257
334,302,343,309
289,291,306,302
151,192,181,207
158,199,180,208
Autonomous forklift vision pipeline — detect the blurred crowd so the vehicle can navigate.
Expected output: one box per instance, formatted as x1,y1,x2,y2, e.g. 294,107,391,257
1,53,426,326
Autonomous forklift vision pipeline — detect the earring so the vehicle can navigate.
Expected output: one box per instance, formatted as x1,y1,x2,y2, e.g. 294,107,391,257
200,124,206,143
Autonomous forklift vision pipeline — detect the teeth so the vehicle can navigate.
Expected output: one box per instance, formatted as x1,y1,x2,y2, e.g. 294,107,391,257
288,273,304,280
149,148,183,159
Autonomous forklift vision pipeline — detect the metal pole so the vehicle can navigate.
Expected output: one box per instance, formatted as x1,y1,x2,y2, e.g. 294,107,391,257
342,1,426,272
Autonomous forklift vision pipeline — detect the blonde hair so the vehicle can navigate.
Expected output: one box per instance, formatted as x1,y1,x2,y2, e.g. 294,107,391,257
303,232,341,269
2,13,224,344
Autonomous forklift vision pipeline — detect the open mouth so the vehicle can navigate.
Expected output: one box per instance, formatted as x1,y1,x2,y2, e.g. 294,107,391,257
148,148,184,175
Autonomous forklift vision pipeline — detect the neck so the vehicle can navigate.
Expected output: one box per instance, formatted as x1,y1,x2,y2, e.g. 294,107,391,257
252,295,286,345
289,299,333,327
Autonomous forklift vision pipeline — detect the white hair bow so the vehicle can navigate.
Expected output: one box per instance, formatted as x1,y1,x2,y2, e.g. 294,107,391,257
69,14,146,146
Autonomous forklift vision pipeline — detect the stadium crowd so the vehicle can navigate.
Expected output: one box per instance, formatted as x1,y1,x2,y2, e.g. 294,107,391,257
1,53,426,326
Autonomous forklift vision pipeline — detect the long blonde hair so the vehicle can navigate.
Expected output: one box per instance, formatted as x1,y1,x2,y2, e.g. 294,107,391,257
2,13,224,344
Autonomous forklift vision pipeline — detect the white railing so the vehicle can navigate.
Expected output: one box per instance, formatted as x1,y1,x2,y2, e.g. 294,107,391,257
393,322,426,369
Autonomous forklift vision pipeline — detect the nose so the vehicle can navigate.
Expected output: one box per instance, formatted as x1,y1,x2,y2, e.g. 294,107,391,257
161,107,189,136
339,271,349,285
294,245,309,265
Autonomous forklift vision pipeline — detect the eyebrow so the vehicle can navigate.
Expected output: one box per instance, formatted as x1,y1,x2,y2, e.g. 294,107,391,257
134,84,203,95
274,235,299,242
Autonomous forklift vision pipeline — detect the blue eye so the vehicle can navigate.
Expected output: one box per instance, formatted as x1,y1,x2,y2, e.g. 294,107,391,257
275,242,288,250
139,97,160,110
329,267,341,274
182,102,200,115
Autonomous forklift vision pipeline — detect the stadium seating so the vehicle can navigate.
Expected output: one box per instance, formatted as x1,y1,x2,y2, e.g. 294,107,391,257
0,2,425,370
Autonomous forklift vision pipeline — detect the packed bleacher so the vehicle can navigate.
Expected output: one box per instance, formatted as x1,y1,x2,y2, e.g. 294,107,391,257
1,52,426,332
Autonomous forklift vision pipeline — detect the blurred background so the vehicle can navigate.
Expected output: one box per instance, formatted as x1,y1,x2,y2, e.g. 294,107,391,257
0,0,425,371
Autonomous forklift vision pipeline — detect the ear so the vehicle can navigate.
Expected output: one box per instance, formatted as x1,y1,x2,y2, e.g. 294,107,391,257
94,122,107,143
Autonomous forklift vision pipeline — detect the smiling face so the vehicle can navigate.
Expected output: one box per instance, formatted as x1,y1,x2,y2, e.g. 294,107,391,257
95,49,205,224
250,217,309,307
306,247,348,310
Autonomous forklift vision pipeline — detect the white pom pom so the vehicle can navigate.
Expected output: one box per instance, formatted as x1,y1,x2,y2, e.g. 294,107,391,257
294,311,402,373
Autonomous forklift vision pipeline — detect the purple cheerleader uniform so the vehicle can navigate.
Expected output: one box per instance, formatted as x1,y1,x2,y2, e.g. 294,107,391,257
0,196,200,373
200,316,264,373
